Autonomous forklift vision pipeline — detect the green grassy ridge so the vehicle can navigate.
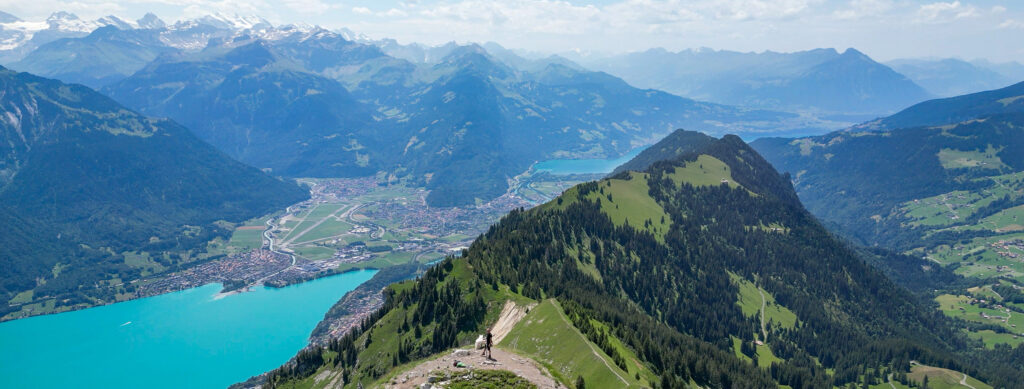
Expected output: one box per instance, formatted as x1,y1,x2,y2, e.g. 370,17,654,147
667,155,742,190
500,299,647,388
545,154,745,242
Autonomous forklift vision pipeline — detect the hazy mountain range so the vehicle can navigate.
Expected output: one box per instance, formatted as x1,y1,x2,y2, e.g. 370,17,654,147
567,47,933,118
887,58,1020,97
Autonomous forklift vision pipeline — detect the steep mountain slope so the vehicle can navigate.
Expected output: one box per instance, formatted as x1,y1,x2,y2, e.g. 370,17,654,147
262,134,1018,389
577,47,931,116
0,67,308,313
9,25,178,88
887,58,1014,97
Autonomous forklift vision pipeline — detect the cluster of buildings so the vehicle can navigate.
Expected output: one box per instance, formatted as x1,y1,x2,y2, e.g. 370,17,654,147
262,259,345,288
991,239,1024,259
366,192,529,238
332,244,372,264
139,250,291,296
311,177,379,201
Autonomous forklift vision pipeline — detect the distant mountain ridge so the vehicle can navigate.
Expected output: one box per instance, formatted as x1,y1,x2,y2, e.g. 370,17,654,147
572,47,933,116
887,58,1015,97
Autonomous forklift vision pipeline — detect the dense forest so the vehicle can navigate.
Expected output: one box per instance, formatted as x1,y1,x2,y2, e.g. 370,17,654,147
265,134,1024,388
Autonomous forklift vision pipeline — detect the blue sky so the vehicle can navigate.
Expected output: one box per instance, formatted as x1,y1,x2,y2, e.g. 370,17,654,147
2,0,1023,62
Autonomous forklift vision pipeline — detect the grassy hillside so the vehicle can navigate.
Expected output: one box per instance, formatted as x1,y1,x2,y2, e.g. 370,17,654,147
500,299,650,387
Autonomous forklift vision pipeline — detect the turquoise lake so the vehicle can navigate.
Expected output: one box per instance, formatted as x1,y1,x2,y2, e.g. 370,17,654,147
0,269,376,389
533,147,646,175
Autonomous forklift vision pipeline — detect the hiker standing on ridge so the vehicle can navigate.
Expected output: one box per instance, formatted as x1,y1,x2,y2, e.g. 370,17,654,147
485,328,494,359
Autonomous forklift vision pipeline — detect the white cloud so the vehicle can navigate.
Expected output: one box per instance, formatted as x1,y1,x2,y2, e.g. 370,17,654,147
998,19,1024,29
710,0,820,21
417,0,600,33
832,0,893,20
282,0,333,14
178,1,275,21
352,7,371,15
916,1,979,23
381,8,408,17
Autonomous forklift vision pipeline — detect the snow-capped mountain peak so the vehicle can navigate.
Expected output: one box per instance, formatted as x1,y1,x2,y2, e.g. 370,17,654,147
194,13,272,31
137,13,166,29
336,27,369,43
96,15,135,30
44,11,106,32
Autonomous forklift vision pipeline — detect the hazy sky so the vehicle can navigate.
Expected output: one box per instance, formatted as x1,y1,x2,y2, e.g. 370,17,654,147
2,0,1023,62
